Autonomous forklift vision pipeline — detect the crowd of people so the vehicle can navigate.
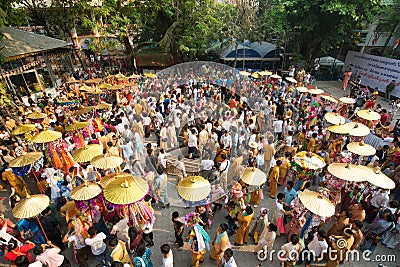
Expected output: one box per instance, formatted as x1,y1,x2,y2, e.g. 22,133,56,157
0,62,399,267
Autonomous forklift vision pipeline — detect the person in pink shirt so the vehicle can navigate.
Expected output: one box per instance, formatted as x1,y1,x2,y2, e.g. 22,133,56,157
33,241,70,267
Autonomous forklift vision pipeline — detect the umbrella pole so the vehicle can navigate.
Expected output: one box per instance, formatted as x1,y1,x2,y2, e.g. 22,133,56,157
36,216,49,242
31,168,45,194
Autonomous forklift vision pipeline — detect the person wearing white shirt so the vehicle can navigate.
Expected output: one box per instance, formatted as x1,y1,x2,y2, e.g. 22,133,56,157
273,118,283,140
161,244,174,267
221,130,232,149
188,129,198,159
301,230,328,266
218,248,237,267
157,149,170,169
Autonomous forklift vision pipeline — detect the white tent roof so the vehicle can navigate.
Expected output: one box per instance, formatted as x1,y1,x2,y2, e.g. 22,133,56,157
316,56,344,66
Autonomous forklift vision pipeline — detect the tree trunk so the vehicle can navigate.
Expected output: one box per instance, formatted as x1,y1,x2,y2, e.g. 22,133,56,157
305,39,321,71
233,41,238,69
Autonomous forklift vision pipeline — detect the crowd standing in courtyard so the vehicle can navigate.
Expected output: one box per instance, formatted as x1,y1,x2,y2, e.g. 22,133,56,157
0,62,399,267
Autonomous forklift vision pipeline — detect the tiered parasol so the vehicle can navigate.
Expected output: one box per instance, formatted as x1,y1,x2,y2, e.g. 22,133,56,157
71,182,102,201
12,124,35,135
358,166,396,189
328,124,350,135
99,172,132,188
65,121,90,132
66,77,80,84
320,95,338,103
144,73,157,78
285,77,297,84
114,73,128,80
85,78,102,84
86,88,104,94
346,122,370,137
31,130,62,144
9,152,43,167
74,106,95,117
104,175,149,205
27,112,47,120
98,83,113,89
107,85,124,90
12,194,49,218
239,71,251,76
357,109,381,121
347,142,376,156
72,144,103,163
308,88,324,95
258,71,272,76
270,74,281,79
90,154,123,169
79,85,92,91
128,74,140,79
177,176,211,202
324,112,345,125
95,102,112,110
339,97,356,104
327,163,369,182
296,87,308,93
240,167,267,186
299,190,335,217
251,72,262,79
293,151,326,170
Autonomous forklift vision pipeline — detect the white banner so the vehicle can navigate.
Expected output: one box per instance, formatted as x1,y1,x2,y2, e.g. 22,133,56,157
343,51,400,97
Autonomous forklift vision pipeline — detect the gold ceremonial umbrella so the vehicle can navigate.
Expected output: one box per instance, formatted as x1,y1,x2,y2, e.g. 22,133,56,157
114,73,127,80
90,154,123,169
357,109,381,121
71,182,102,201
293,151,326,170
99,172,133,188
359,166,396,189
124,83,137,88
324,112,345,125
12,124,35,135
239,71,251,76
104,176,149,205
98,83,113,89
258,71,272,76
72,144,103,163
65,121,90,132
79,85,92,91
251,72,262,79
12,194,49,218
285,77,297,84
86,88,104,94
95,102,112,110
144,73,157,78
240,167,267,186
270,74,281,79
85,78,102,84
9,152,43,167
299,190,335,217
66,77,80,84
308,88,324,95
346,122,370,137
328,124,350,135
347,142,376,156
339,97,356,104
107,85,124,90
73,106,95,117
31,130,62,143
27,112,47,120
320,95,338,103
128,74,140,79
177,176,211,202
327,163,369,182
296,87,308,93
